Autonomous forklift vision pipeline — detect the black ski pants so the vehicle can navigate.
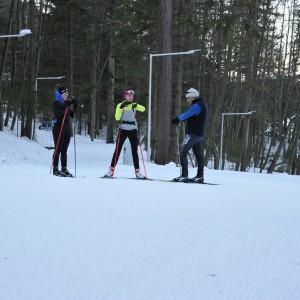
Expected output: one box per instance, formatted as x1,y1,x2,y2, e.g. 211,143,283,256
110,129,140,170
52,124,71,169
179,134,204,177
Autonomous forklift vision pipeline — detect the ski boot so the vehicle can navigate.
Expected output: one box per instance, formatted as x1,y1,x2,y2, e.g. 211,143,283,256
189,176,204,183
135,169,146,179
173,176,189,183
104,167,114,178
61,168,73,177
53,167,64,177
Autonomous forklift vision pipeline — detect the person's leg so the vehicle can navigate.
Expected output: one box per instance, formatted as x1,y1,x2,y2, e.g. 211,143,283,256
52,126,63,170
178,134,195,177
128,129,140,170
128,130,145,178
110,129,128,168
61,129,71,169
192,137,204,179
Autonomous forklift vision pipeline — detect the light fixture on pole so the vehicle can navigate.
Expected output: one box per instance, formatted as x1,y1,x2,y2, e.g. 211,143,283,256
147,49,201,162
0,29,32,39
35,76,66,92
33,76,66,140
219,110,256,169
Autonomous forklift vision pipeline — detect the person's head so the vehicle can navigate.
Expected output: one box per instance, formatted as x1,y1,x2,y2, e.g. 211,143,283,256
55,85,69,101
185,88,199,103
123,89,134,101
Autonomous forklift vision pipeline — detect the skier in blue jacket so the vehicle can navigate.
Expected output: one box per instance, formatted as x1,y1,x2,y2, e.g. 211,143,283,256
52,85,77,177
172,88,208,183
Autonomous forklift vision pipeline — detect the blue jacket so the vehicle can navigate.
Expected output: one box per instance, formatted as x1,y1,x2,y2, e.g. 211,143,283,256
178,98,208,137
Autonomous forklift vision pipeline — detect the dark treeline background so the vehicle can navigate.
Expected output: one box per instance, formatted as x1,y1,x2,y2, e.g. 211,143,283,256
0,0,300,174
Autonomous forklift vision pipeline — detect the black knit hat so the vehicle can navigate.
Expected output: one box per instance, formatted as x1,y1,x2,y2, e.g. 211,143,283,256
57,86,68,95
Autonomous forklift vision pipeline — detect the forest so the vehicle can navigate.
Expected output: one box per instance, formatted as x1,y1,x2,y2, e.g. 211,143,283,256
0,0,299,174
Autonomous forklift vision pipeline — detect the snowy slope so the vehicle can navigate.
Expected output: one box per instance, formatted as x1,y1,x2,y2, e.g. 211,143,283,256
1,128,300,300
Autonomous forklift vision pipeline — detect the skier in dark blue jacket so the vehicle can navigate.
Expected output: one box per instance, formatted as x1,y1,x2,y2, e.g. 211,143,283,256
172,88,208,183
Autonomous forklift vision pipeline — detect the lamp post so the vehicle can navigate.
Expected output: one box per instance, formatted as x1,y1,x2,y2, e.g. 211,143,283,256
35,76,66,110
0,29,32,38
147,49,201,162
219,110,256,169
35,76,66,92
0,29,31,134
33,76,66,140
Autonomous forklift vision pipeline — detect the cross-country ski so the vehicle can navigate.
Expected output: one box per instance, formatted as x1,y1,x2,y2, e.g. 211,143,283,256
101,176,218,185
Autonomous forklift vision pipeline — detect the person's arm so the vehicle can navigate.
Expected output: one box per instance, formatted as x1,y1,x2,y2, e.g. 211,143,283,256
115,103,123,121
134,103,145,112
52,101,65,120
178,103,201,121
53,100,72,121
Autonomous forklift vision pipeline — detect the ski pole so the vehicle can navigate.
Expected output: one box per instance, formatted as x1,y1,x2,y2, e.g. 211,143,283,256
139,144,147,178
113,127,122,174
112,108,124,176
176,125,181,175
137,123,147,178
73,117,77,178
72,109,77,178
71,96,77,178
49,107,68,174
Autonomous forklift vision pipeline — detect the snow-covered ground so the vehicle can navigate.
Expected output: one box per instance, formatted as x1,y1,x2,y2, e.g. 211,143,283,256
1,127,300,300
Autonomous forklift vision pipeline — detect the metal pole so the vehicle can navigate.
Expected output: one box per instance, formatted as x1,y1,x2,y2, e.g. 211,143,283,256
219,111,256,170
146,50,200,162
73,115,77,178
147,54,153,162
220,113,224,170
17,113,19,137
33,76,65,140
33,79,38,141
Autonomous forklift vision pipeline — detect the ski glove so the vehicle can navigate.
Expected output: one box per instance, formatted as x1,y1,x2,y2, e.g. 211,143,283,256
172,116,180,126
65,100,72,107
120,101,130,109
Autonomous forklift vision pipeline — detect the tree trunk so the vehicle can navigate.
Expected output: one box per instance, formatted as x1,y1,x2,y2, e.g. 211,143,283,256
89,17,98,141
170,1,184,165
90,89,96,141
0,0,16,131
32,0,48,140
106,38,115,143
155,0,172,165
4,106,11,127
267,116,299,174
10,111,18,132
240,0,258,171
24,0,36,140
150,68,158,161
69,1,75,137
286,118,300,174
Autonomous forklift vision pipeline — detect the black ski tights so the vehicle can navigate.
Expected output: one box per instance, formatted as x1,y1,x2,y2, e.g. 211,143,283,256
110,129,140,169
52,125,71,169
